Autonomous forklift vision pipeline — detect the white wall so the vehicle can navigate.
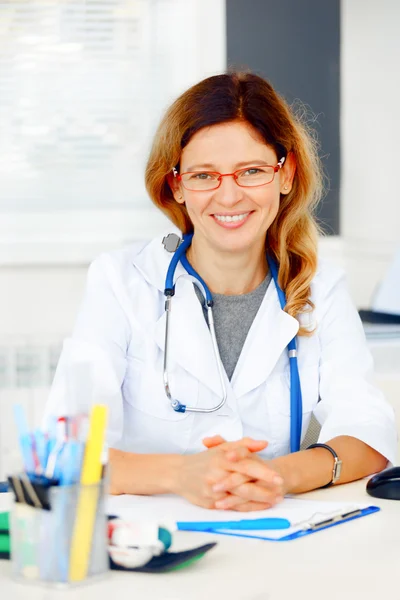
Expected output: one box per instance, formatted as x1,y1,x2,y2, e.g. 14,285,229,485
2,0,400,340
340,0,400,305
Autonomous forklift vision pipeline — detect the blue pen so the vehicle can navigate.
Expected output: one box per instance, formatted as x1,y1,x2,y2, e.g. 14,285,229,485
59,440,84,486
13,405,36,472
20,434,36,474
177,517,291,532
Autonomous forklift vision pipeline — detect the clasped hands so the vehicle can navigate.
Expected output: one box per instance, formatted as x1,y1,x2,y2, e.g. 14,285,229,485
173,435,286,512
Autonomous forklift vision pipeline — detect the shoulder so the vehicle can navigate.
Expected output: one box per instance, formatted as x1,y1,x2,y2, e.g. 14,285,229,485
86,233,175,296
89,240,151,280
310,258,347,303
89,240,151,272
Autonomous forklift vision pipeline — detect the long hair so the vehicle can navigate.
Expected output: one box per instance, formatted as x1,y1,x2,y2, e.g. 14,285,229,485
145,72,324,335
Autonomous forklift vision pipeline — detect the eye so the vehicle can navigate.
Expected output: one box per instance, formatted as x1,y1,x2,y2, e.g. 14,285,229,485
242,167,264,176
192,172,213,180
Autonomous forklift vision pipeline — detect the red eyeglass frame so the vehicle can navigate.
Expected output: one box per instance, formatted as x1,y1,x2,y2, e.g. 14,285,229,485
172,157,286,190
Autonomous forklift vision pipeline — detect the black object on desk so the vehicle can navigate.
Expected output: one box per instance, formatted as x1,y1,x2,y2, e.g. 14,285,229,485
366,467,400,500
359,309,400,324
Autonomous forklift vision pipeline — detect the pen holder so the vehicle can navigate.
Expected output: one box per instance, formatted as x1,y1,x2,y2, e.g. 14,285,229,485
10,477,109,587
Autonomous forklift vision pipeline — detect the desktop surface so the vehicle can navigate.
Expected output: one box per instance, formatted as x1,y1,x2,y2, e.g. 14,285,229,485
1,478,400,600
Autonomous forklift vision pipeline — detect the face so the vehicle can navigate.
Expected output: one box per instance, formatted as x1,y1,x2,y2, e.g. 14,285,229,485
170,120,295,255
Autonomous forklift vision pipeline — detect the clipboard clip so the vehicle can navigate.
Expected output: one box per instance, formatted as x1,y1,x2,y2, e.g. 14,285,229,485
301,508,362,531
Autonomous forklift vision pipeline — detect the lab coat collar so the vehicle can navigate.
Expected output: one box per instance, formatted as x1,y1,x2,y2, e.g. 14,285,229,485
133,234,300,399
231,281,300,398
132,234,184,293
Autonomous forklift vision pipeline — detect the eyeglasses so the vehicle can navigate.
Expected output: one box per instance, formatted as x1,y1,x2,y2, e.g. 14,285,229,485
173,157,285,191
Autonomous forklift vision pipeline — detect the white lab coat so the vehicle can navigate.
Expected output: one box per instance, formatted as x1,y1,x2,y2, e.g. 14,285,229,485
45,234,397,464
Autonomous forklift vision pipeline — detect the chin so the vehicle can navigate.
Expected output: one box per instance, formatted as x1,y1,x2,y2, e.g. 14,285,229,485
210,231,261,254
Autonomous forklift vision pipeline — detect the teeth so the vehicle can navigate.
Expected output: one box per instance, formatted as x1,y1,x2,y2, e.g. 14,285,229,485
214,213,249,223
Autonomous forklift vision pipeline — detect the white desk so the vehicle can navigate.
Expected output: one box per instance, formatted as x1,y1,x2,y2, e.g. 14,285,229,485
1,480,399,600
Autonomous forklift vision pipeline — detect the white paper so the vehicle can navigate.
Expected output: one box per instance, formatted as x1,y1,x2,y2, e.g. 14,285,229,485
106,494,371,540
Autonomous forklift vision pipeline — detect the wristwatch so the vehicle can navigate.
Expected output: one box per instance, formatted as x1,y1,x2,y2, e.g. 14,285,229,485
307,443,343,488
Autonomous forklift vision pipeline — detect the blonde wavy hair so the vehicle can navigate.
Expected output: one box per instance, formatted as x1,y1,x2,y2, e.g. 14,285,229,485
145,72,324,335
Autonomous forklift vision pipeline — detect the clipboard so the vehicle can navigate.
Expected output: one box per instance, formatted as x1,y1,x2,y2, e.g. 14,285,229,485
107,494,381,543
208,505,380,542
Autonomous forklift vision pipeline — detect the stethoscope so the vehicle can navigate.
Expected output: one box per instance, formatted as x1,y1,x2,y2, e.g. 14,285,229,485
162,232,303,452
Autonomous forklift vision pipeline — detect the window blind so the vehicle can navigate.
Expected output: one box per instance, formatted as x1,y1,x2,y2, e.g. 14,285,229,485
0,0,221,213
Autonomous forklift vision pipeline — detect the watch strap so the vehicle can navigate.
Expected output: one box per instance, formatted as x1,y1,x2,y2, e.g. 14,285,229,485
307,443,342,488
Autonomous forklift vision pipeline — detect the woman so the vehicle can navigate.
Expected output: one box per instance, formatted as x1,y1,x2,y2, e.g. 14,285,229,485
46,72,396,512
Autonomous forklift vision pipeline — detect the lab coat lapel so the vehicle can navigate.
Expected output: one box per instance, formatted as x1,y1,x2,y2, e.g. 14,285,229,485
232,281,300,398
154,277,224,397
133,236,225,397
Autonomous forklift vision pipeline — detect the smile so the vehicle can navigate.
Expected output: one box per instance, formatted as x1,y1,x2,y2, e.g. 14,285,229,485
214,212,250,223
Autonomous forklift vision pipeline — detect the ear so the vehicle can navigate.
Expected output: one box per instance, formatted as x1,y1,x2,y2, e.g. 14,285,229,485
280,152,296,194
167,171,185,204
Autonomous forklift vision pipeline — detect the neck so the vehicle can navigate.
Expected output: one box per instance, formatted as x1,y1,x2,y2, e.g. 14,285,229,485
186,235,268,295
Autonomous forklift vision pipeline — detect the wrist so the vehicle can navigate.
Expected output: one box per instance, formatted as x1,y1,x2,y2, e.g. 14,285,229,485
164,454,185,494
268,455,300,494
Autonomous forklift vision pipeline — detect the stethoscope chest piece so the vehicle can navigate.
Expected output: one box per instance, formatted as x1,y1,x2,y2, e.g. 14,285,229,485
162,233,182,253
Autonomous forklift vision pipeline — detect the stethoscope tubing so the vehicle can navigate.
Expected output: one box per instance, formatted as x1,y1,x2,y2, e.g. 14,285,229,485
163,233,302,452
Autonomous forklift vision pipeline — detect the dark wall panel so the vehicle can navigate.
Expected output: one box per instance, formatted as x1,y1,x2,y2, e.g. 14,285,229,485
226,0,340,234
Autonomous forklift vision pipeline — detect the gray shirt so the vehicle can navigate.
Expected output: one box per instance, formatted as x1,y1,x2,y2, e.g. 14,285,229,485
195,273,272,380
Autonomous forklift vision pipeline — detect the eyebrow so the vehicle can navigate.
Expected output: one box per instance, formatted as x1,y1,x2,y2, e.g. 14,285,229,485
183,160,273,172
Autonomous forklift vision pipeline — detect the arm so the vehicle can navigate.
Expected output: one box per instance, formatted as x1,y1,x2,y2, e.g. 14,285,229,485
109,440,285,510
205,270,395,508
109,448,183,495
269,435,388,494
44,255,131,444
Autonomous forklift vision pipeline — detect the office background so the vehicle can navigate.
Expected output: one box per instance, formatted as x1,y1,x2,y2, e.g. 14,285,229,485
0,0,399,476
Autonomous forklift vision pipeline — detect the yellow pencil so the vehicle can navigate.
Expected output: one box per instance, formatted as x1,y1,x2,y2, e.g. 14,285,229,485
68,404,107,582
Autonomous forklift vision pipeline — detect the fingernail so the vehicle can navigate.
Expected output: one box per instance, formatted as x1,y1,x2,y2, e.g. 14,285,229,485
273,476,284,485
215,500,229,509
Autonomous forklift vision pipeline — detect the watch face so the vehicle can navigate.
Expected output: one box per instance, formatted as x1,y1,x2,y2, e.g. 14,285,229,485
333,460,343,481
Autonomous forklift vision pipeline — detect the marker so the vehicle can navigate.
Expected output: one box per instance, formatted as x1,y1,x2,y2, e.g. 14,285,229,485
69,405,108,582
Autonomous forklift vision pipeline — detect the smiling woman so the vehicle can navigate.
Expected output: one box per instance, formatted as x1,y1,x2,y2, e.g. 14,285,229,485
45,72,396,512
145,73,323,322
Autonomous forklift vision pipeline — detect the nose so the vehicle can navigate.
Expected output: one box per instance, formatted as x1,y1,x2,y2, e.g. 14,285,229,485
214,174,245,207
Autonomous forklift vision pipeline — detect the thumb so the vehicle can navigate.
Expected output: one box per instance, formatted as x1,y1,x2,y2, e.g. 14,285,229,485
202,435,226,448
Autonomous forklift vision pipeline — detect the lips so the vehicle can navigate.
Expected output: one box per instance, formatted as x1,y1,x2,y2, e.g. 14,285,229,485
211,211,253,229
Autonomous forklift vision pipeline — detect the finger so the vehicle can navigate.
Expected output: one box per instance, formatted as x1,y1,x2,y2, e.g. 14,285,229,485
203,436,264,452
205,449,252,490
202,435,227,448
224,438,268,453
223,482,284,505
214,484,282,508
203,436,268,453
230,501,273,512
226,458,284,488
223,446,253,462
212,471,252,493
225,447,263,462
215,492,273,510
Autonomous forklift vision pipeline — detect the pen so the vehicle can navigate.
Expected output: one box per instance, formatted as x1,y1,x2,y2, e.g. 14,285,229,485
13,405,35,473
33,430,48,473
177,517,291,531
45,417,67,479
